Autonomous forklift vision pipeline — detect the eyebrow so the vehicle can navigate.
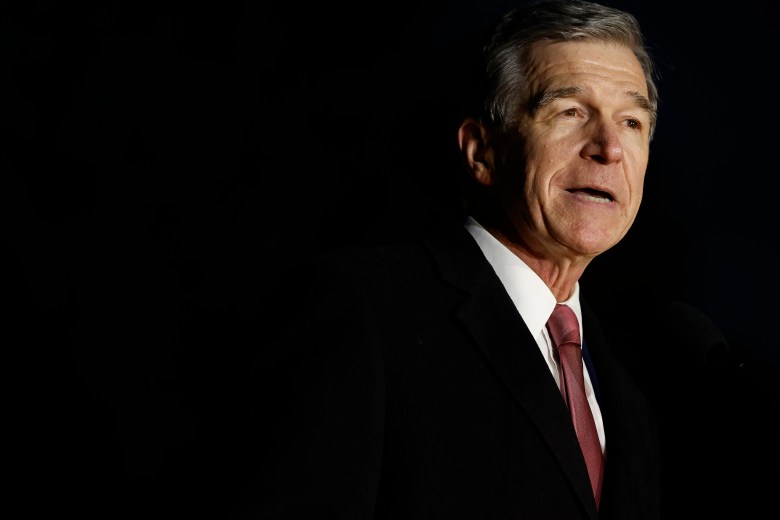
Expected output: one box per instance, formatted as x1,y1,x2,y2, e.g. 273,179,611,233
627,90,657,126
532,86,582,111
531,86,657,125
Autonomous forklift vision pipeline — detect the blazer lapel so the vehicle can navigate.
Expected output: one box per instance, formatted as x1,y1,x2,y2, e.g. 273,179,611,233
423,221,599,518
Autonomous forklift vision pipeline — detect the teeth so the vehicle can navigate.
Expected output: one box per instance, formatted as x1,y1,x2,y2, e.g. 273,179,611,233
580,193,611,203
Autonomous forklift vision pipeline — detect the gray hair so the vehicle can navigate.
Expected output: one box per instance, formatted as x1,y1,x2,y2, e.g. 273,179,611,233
476,0,659,140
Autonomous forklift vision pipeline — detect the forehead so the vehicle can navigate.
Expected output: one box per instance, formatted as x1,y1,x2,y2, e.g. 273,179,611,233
526,40,649,98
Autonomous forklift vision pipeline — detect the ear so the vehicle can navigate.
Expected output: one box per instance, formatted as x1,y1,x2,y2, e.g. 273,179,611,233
457,118,494,186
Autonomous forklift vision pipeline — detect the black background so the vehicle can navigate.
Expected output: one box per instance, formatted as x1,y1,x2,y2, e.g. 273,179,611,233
4,1,779,518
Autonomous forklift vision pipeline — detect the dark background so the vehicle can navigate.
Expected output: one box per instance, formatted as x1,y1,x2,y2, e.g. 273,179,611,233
4,1,778,518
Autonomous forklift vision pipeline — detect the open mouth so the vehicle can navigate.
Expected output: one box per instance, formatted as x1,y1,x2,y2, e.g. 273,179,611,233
568,187,613,202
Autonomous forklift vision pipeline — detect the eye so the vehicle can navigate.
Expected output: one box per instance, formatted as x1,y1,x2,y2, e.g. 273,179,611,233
625,118,642,131
561,108,579,117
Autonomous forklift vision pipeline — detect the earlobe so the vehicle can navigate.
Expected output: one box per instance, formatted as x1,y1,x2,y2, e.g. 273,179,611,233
457,118,494,186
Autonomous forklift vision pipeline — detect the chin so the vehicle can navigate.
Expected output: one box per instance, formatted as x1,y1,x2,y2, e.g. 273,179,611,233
570,233,622,257
570,220,630,254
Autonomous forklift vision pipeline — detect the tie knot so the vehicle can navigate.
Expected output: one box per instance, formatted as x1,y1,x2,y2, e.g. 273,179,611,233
547,304,580,348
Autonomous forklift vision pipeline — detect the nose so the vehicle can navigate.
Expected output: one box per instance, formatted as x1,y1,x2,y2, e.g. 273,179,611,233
580,119,623,164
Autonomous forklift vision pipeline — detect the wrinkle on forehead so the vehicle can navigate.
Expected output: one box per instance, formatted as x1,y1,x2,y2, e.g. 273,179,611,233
525,40,653,120
528,40,647,91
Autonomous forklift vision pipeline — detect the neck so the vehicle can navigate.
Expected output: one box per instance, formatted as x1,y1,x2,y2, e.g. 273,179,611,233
477,219,591,302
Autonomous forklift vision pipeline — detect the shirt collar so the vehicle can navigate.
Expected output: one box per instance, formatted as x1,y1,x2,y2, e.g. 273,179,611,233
464,215,583,336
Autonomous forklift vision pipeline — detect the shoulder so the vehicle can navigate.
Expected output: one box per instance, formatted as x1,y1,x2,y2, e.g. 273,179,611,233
309,214,478,287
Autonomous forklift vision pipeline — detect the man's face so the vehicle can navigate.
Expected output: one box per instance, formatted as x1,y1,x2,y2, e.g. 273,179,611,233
499,40,652,260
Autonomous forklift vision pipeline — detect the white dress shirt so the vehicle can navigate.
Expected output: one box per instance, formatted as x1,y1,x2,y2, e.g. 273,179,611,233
464,216,606,453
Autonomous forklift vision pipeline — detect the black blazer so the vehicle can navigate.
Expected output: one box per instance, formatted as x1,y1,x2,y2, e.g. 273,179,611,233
256,217,660,519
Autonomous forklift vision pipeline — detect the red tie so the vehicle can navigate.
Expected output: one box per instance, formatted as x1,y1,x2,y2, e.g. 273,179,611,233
547,304,604,508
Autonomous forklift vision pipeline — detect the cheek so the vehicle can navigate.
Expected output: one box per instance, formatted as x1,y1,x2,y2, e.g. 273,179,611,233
626,145,650,180
525,139,562,180
629,169,646,205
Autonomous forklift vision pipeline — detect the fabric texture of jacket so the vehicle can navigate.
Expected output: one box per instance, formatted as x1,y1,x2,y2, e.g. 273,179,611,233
258,215,661,520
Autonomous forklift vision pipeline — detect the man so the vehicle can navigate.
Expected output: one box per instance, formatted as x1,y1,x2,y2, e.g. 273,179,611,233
255,1,661,518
